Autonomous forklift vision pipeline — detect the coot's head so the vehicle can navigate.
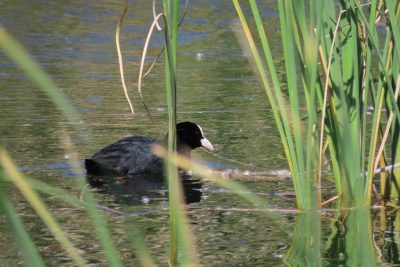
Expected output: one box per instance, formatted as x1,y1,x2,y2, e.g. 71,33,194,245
177,121,214,151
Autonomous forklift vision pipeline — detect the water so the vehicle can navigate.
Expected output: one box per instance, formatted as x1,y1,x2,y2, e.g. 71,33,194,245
0,1,397,266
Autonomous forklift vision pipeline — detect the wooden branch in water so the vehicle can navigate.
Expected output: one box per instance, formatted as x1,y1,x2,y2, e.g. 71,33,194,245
194,169,291,182
204,161,400,183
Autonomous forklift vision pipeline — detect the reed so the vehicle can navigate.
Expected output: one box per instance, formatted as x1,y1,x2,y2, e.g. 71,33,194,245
233,0,400,209
162,0,200,265
0,169,45,267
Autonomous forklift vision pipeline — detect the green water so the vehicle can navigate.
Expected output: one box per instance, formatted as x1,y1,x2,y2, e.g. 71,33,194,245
0,1,397,266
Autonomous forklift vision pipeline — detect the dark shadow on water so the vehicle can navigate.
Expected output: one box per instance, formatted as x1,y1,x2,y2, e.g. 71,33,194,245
87,173,204,205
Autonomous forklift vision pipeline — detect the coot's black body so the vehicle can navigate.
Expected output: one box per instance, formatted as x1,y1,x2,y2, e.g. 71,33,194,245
85,121,213,178
85,136,163,177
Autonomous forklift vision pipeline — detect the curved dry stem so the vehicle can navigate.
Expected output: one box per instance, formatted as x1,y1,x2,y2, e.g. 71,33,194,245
317,10,346,191
373,75,400,173
152,0,162,31
138,12,164,127
115,0,134,115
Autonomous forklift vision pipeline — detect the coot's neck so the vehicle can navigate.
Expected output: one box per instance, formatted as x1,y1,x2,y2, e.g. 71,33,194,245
177,141,192,158
163,133,193,158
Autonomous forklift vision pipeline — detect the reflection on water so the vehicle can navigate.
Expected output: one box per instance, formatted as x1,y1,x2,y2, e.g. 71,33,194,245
88,173,204,205
286,208,377,267
0,0,397,266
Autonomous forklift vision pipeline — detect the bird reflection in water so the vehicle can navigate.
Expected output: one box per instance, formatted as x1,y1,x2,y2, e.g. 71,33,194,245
87,172,204,205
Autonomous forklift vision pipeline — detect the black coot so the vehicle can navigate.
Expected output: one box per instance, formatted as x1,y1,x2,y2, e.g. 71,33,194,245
85,121,214,178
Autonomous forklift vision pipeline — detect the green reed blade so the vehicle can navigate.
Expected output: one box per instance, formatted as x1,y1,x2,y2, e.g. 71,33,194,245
361,0,379,200
385,0,400,200
0,150,87,267
236,0,304,208
277,0,307,200
2,164,124,267
163,1,199,266
318,1,344,198
386,1,400,63
1,172,83,207
0,174,45,267
339,2,363,205
76,182,124,267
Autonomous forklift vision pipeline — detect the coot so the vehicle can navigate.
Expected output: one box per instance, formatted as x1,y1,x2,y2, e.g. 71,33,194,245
85,121,214,177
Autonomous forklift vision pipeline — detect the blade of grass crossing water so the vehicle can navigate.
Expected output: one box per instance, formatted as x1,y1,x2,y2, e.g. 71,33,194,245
2,162,124,267
0,174,45,267
1,27,123,265
152,145,291,236
0,150,86,267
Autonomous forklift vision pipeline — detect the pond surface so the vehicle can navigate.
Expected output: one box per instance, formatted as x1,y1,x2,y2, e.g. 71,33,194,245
0,1,399,266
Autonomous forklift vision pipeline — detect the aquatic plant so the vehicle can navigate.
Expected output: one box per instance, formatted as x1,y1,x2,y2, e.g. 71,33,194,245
233,0,400,209
1,0,397,266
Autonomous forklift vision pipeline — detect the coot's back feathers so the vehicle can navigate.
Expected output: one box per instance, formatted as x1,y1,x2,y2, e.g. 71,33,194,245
85,122,213,177
85,136,163,176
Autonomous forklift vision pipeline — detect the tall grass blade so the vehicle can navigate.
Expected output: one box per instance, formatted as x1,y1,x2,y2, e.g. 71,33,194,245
163,1,199,265
0,174,45,267
0,149,87,267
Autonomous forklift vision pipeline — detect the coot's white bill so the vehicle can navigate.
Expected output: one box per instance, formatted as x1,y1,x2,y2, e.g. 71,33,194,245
201,138,214,151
